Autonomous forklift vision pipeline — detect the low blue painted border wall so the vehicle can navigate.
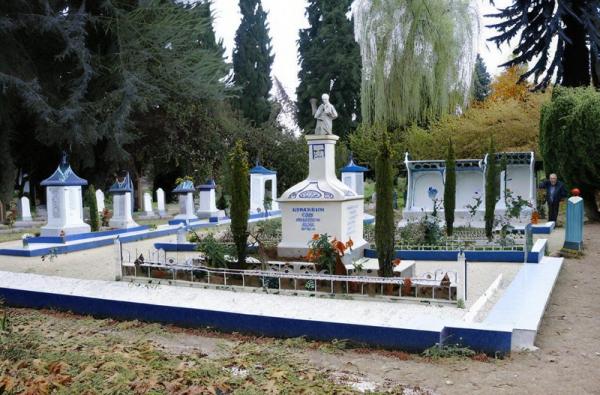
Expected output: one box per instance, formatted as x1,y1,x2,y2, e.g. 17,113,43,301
0,286,511,354
531,222,555,234
27,226,150,244
364,248,525,263
0,227,180,257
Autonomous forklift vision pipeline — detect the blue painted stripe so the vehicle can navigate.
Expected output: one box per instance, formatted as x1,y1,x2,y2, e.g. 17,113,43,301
0,287,440,352
364,248,524,262
27,226,151,244
441,326,511,355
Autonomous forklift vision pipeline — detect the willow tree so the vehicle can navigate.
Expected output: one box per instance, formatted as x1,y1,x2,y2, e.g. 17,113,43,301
353,0,477,129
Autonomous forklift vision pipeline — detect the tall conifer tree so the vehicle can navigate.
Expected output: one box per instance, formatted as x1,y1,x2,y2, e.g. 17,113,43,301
444,139,456,236
296,0,361,138
233,0,274,124
472,54,491,102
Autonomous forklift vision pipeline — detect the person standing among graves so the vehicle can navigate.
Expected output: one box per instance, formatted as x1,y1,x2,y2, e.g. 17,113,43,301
539,173,568,222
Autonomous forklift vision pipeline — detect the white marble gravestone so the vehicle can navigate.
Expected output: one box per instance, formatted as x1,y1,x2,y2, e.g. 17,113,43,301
141,192,157,218
172,180,197,221
277,135,367,260
249,163,279,214
156,188,167,217
196,180,224,219
108,172,139,229
18,196,32,222
95,189,105,213
40,154,91,236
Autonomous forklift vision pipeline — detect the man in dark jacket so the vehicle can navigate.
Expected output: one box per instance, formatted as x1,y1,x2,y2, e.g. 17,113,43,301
539,173,568,222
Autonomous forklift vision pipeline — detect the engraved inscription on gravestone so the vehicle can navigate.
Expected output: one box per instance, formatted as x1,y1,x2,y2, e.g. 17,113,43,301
51,189,61,219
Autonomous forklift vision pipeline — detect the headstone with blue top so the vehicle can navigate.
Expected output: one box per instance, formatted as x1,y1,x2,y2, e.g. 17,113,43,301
108,172,139,229
172,179,198,221
196,179,224,220
40,152,91,236
340,154,368,196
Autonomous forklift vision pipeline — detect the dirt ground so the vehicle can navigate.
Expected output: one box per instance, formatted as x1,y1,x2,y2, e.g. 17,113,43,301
1,224,599,394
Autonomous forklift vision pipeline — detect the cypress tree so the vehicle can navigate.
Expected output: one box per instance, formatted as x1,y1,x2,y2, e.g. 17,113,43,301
375,130,395,277
472,54,491,102
233,0,274,124
296,0,361,138
228,140,250,269
444,139,456,236
86,185,100,232
484,138,498,240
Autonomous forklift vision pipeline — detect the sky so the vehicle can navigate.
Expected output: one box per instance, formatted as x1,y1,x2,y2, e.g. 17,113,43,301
212,0,515,99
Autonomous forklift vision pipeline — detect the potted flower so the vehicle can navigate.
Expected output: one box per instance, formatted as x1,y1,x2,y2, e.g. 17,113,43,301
306,233,353,293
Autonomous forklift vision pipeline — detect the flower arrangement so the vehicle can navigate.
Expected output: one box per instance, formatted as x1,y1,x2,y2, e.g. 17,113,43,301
531,210,540,225
306,233,353,274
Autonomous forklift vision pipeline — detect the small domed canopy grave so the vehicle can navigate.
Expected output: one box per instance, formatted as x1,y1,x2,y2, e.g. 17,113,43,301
172,179,198,221
340,155,368,196
250,160,279,214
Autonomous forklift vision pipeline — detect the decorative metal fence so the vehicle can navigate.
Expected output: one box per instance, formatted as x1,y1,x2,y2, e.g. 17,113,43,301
119,253,457,303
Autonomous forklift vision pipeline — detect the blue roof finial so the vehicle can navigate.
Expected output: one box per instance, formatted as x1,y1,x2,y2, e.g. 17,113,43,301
109,171,134,194
41,152,88,187
340,155,368,173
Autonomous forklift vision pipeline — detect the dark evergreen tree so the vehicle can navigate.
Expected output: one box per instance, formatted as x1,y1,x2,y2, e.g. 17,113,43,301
444,139,456,236
229,140,250,269
472,54,491,102
296,0,361,138
485,138,499,240
233,0,274,124
86,185,100,232
375,131,395,277
540,86,600,220
487,0,600,89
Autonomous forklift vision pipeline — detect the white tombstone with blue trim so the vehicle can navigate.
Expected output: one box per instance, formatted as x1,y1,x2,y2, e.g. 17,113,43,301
563,195,584,251
249,162,279,215
196,179,224,220
172,180,197,221
108,172,139,229
278,135,367,259
40,153,91,236
340,156,368,196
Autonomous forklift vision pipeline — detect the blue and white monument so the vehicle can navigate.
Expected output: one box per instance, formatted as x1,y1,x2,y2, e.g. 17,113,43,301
196,179,224,220
278,94,367,259
340,155,368,196
40,153,91,236
172,180,198,221
108,172,139,229
249,161,279,215
563,192,584,251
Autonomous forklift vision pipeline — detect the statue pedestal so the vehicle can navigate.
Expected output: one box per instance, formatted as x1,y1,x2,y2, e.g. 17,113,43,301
277,135,367,261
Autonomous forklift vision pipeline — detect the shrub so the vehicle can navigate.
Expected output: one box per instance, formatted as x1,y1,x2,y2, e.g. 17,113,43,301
85,185,100,232
540,86,600,220
196,233,233,268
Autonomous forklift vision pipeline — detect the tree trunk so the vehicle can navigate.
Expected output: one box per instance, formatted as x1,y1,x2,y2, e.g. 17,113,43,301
561,7,590,87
